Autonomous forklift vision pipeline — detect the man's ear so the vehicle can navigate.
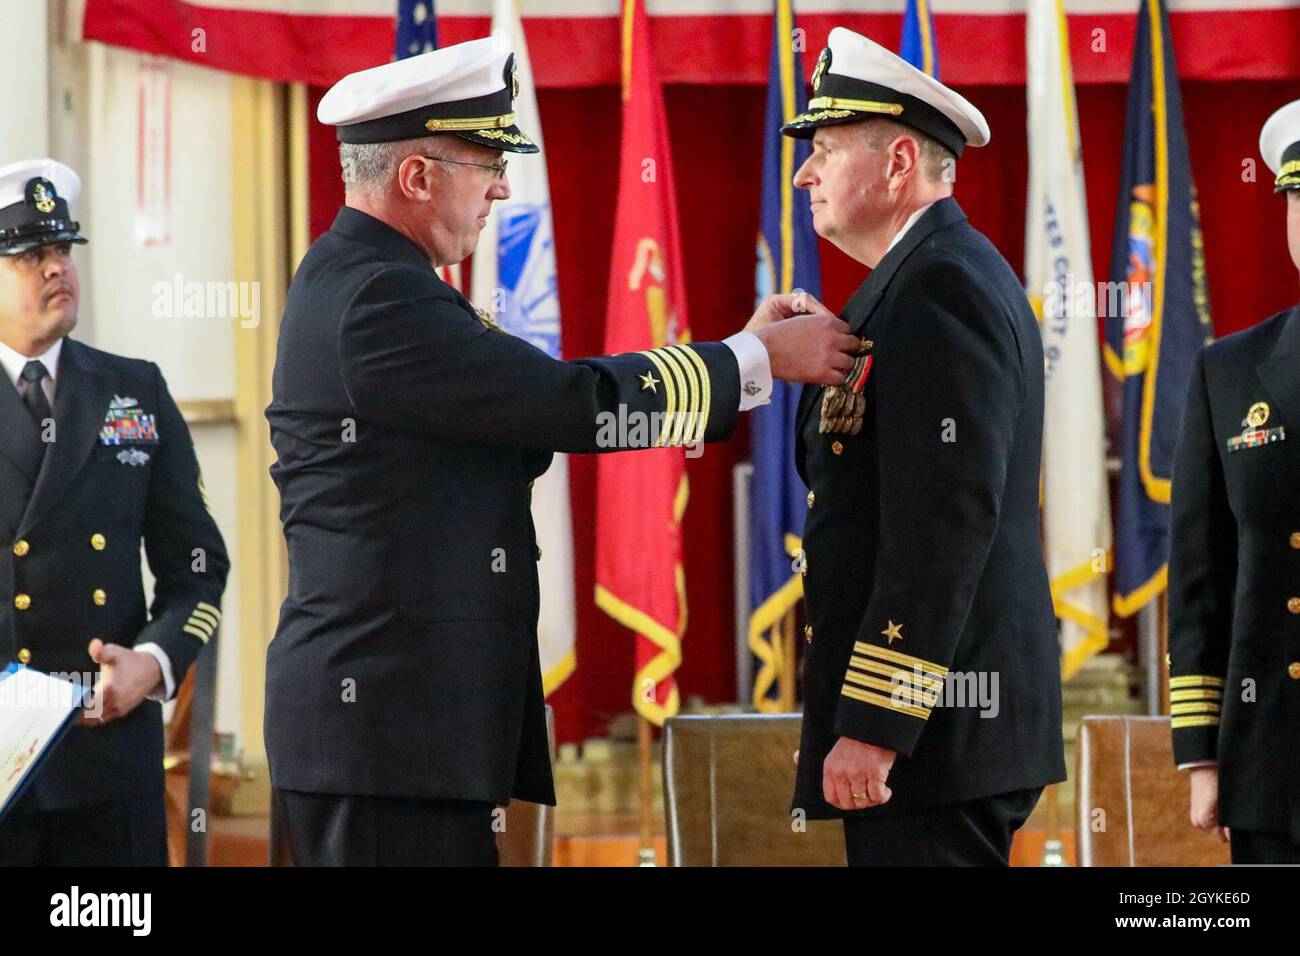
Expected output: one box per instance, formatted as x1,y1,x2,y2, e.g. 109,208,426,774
886,135,920,187
396,155,436,201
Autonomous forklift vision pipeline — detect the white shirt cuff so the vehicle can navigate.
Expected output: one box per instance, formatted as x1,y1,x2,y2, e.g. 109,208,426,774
1178,761,1218,771
135,642,176,702
723,331,773,412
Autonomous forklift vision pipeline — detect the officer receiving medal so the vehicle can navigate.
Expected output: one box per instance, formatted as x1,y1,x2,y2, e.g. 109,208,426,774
781,29,1066,866
0,159,229,866
1168,98,1300,864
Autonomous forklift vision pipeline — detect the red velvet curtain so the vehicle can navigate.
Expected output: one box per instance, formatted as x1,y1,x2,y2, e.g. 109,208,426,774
307,78,1300,743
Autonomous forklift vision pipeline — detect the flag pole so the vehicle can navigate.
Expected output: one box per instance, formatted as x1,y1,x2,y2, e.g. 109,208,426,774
637,717,656,865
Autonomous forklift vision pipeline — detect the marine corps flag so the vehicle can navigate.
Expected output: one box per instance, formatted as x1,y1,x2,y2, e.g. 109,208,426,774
1106,0,1214,618
1026,0,1111,677
595,0,691,726
748,0,821,713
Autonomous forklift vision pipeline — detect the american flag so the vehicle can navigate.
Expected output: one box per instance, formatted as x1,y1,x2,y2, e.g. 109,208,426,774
396,0,438,60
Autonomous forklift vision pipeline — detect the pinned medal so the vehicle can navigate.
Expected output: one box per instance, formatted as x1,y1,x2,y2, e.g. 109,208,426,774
1246,402,1270,428
819,338,873,436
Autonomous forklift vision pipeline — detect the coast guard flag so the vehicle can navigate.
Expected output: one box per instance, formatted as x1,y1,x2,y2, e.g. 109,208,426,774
470,0,575,695
595,0,690,726
1105,0,1214,618
1025,0,1111,678
899,0,939,77
748,0,821,713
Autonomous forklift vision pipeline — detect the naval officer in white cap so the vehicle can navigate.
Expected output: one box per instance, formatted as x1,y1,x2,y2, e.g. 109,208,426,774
0,160,228,865
264,37,860,866
1167,99,1300,864
782,28,1067,865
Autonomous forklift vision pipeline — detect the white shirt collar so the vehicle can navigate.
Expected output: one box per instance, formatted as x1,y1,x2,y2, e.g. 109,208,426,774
885,201,937,255
0,337,63,390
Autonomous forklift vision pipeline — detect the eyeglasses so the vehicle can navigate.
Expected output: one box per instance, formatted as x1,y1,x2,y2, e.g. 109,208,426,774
420,155,508,181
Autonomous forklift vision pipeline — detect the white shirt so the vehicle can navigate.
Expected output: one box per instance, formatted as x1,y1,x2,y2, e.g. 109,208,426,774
885,201,937,256
722,332,773,412
0,337,175,701
0,337,62,406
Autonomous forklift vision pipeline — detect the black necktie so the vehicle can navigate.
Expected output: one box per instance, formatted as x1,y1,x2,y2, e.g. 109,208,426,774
20,360,53,429
14,360,53,484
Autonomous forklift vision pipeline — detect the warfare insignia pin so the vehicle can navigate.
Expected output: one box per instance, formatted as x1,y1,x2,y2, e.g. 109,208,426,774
117,448,151,467
1246,401,1270,428
109,395,139,411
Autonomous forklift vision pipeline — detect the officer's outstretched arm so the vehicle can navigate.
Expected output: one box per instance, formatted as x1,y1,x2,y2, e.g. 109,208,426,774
1167,349,1235,767
832,259,1019,758
136,367,231,685
338,267,740,453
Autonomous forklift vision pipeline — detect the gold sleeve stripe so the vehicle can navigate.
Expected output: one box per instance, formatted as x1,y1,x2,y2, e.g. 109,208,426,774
843,670,936,706
1171,715,1220,729
196,602,222,619
191,607,221,629
840,684,930,720
185,619,216,639
183,623,212,643
1170,688,1223,702
657,346,698,446
670,345,711,443
665,346,701,445
1170,701,1221,715
1169,675,1225,689
848,655,944,692
853,641,948,678
638,349,678,446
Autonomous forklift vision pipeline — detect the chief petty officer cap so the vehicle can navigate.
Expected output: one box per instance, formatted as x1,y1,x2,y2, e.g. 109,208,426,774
782,27,990,158
0,158,88,256
317,36,538,154
1259,98,1300,191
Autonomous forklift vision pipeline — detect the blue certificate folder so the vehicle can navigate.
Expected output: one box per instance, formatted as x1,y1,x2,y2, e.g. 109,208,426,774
0,663,90,825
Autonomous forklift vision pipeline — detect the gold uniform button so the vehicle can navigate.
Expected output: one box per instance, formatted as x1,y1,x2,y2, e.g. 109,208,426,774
804,624,813,644
14,594,31,611
806,491,815,509
17,648,31,665
831,441,844,456
93,589,107,607
1289,597,1300,615
12,539,29,557
90,533,106,551
1289,662,1300,680
1291,532,1300,550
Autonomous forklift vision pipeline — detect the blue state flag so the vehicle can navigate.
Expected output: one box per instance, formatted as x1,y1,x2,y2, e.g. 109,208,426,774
748,0,822,712
1106,0,1214,617
900,0,939,77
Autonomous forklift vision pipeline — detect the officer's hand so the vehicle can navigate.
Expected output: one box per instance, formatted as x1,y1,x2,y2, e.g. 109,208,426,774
823,736,896,811
745,292,833,334
754,313,859,386
79,639,163,727
1188,765,1229,843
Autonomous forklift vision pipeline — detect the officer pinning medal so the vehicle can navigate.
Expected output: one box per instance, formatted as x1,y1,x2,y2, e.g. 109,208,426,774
263,36,859,866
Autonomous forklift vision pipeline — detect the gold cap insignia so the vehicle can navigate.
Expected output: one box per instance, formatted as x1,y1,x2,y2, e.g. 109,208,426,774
28,178,56,214
811,46,831,95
